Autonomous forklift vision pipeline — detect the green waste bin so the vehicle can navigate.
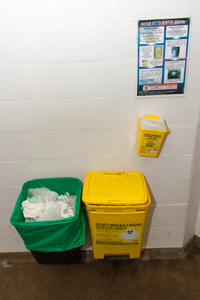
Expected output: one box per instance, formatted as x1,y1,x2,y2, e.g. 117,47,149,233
10,177,86,264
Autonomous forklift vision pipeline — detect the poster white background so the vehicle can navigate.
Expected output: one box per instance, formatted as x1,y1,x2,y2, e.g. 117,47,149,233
166,25,188,38
140,26,164,44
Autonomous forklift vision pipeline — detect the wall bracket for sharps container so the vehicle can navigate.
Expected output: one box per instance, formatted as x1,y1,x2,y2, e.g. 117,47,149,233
135,115,168,157
82,171,151,259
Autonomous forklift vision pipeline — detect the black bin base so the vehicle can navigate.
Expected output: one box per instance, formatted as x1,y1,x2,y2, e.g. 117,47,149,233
31,247,82,264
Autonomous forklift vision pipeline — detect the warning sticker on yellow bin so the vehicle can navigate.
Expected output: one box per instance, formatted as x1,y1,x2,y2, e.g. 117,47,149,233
95,223,141,245
119,228,140,242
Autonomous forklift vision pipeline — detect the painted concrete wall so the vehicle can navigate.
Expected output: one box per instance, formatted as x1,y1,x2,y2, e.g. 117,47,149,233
184,122,200,244
191,120,200,240
0,0,200,252
195,205,200,238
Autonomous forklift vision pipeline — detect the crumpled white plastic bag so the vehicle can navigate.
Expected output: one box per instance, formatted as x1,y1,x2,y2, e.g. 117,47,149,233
28,187,59,203
37,201,61,221
22,187,76,222
22,200,44,219
56,193,76,218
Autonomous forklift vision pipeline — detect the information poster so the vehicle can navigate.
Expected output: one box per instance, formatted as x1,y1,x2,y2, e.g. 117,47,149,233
137,18,190,97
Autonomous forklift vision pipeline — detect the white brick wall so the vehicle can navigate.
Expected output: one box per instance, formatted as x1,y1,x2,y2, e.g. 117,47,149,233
0,0,200,252
185,124,200,243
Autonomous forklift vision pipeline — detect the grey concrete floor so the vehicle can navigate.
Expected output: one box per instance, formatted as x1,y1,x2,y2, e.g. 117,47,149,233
1,245,200,300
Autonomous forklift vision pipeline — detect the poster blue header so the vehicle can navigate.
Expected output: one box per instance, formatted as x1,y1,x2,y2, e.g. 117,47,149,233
139,19,189,27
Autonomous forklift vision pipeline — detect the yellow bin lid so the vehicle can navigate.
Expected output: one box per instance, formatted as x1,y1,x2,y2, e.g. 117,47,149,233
82,171,148,206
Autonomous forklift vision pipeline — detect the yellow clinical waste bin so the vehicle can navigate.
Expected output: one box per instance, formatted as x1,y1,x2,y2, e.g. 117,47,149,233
82,171,151,259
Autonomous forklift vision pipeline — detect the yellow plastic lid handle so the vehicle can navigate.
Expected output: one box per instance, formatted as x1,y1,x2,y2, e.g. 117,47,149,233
145,115,160,120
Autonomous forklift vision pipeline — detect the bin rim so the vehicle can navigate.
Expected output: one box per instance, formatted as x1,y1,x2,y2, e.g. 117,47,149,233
84,187,151,208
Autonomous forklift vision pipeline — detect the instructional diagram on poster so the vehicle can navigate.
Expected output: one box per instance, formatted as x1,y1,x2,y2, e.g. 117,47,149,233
137,18,190,97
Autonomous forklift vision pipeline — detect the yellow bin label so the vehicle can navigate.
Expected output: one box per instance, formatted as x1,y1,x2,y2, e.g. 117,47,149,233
140,133,163,155
95,222,142,246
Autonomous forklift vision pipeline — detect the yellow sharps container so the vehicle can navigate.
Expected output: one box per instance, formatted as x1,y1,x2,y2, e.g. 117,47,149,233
82,171,151,259
135,115,168,157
